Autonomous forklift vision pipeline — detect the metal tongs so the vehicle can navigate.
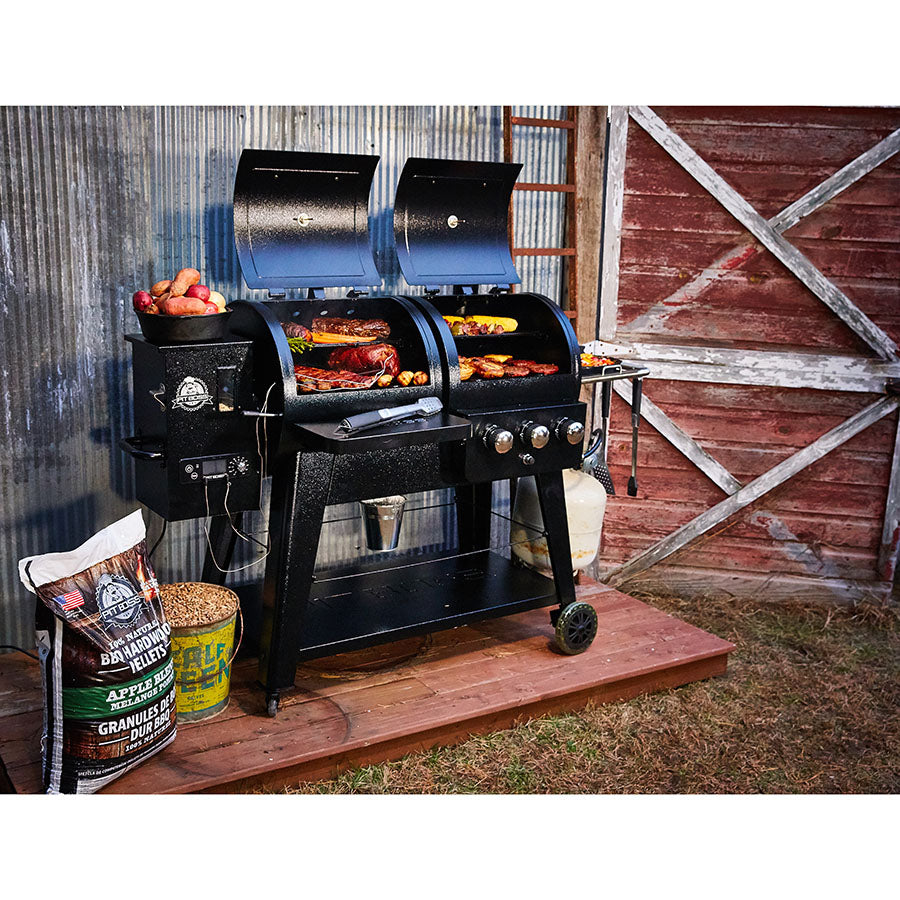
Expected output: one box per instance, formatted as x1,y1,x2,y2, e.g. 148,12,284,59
337,397,443,435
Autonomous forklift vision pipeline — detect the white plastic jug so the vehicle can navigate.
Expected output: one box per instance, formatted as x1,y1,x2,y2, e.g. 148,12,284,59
511,469,608,573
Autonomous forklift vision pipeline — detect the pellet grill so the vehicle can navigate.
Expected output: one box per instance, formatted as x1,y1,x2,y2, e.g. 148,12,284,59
122,149,600,717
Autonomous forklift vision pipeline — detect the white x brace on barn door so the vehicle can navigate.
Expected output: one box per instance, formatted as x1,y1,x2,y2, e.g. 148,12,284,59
587,106,900,599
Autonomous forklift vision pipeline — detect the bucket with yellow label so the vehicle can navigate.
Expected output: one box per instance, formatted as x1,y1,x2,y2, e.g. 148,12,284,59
160,583,239,723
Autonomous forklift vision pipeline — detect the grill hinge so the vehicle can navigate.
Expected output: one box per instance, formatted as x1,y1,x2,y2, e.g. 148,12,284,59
267,289,286,300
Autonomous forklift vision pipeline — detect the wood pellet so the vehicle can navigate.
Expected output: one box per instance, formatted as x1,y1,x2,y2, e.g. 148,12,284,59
160,582,237,628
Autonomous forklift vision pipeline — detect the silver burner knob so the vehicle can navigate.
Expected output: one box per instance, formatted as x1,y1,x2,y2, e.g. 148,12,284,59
519,421,550,450
482,424,514,455
555,418,585,445
518,453,536,466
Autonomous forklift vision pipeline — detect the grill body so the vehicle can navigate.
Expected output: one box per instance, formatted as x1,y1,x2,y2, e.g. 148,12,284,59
122,150,592,715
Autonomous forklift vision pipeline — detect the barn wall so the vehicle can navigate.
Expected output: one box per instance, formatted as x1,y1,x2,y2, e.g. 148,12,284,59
0,105,568,649
595,106,900,602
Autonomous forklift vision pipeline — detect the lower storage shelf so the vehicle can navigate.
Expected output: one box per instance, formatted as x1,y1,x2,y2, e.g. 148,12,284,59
296,550,559,660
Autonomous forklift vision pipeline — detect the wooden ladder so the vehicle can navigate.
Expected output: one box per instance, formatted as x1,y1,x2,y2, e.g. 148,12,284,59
502,106,578,325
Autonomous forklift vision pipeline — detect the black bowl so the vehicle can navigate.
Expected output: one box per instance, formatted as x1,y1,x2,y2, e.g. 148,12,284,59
137,308,232,343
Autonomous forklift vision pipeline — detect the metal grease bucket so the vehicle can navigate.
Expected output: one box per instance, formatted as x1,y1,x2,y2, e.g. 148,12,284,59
360,495,406,551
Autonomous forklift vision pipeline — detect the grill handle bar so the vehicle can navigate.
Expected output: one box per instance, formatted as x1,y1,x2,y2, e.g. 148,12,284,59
120,436,165,461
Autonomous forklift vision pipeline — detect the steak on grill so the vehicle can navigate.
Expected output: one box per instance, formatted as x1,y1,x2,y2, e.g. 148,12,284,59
311,317,391,339
327,343,400,376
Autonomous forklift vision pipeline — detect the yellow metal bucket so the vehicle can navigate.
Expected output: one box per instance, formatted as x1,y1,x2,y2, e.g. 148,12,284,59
170,610,236,722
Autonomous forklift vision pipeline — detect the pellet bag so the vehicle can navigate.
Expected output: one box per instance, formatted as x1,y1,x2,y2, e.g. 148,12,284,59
18,510,176,794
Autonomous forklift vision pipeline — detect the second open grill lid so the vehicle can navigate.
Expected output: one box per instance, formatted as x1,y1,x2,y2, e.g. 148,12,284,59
393,157,523,288
233,149,380,292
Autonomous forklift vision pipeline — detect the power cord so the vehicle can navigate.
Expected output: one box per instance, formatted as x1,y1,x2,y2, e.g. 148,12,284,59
0,644,39,661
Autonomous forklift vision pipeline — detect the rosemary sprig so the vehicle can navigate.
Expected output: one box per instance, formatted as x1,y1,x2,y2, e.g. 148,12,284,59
287,337,314,355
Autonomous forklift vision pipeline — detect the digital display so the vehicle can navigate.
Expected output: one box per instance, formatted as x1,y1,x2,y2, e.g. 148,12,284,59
202,458,227,475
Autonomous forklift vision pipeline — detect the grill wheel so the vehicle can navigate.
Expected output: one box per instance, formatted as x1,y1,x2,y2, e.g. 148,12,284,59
554,601,599,655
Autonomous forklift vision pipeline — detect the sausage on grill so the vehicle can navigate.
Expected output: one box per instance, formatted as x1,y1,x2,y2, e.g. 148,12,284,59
468,358,506,379
502,363,530,377
508,359,560,375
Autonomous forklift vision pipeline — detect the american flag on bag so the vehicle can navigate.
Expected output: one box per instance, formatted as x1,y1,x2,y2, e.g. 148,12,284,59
53,589,85,612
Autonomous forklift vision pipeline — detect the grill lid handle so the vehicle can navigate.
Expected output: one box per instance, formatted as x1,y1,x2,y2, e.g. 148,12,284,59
393,157,522,288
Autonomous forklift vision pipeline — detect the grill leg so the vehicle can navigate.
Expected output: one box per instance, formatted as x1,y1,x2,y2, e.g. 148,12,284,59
201,512,243,585
534,469,577,611
455,482,493,554
258,451,332,711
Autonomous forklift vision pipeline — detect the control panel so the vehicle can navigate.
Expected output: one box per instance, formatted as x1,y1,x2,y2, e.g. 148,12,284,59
180,453,256,484
461,402,586,482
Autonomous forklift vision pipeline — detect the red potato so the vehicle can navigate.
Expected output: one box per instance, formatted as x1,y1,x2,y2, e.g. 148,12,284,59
185,284,211,302
168,267,201,298
158,295,207,316
150,279,172,297
203,301,219,314
132,290,153,312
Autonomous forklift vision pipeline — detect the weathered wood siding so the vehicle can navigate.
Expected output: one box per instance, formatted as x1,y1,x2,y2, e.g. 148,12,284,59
596,107,900,602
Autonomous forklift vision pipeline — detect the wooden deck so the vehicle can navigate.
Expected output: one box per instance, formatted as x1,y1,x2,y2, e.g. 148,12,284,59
0,579,734,794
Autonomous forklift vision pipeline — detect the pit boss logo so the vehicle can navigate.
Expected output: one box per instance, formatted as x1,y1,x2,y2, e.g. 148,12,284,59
96,573,144,627
172,376,213,412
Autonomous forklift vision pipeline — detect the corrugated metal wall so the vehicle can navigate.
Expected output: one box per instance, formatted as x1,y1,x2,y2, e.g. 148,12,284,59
0,105,569,648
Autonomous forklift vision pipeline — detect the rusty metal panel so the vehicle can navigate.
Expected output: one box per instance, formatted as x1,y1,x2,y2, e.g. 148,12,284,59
0,105,571,648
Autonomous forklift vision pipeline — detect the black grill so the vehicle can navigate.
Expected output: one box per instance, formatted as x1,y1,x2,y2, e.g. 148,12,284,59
122,149,594,716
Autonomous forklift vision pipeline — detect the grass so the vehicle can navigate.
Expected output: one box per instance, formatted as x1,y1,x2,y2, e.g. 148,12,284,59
280,593,900,794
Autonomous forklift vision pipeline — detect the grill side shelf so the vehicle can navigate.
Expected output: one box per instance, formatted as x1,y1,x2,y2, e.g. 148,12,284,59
294,413,472,454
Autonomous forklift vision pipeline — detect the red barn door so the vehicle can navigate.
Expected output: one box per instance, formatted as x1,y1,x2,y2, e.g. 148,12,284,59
589,106,900,603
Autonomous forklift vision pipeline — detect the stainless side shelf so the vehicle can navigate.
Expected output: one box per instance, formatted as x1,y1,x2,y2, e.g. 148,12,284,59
580,363,650,385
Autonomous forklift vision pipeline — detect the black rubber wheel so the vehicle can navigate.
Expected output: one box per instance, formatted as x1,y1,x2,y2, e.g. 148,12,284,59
554,601,598,655
266,696,279,718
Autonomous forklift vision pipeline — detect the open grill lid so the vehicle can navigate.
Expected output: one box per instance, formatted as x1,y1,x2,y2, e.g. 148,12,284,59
393,157,522,289
233,149,380,293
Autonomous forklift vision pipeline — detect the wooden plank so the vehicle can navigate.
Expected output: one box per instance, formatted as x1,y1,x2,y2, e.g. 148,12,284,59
772,127,900,232
611,380,742,494
607,563,891,606
599,106,629,341
514,183,576,192
215,654,729,794
629,105,900,362
586,338,900,393
0,581,734,794
575,106,607,349
619,125,900,337
606,396,900,585
510,116,576,129
564,105,578,313
606,383,888,582
877,413,900,580
651,106,900,131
